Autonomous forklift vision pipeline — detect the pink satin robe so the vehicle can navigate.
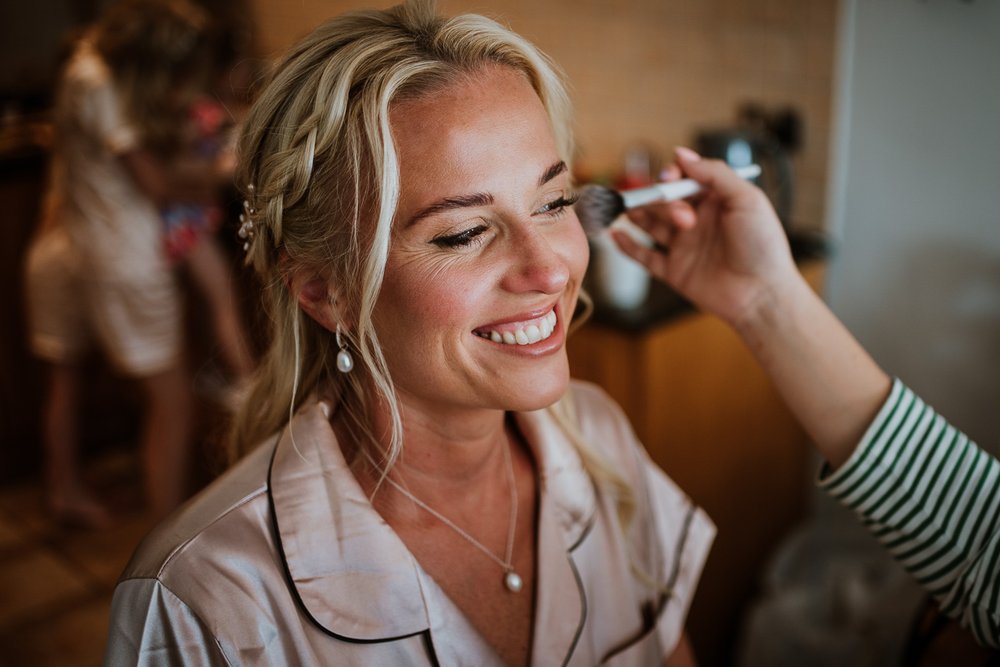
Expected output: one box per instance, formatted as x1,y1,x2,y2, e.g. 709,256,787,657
104,381,714,665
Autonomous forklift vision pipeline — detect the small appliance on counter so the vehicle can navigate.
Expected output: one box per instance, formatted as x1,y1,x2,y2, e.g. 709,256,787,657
695,103,801,231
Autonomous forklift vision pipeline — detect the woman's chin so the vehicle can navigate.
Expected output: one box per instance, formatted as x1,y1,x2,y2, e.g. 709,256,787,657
498,369,571,413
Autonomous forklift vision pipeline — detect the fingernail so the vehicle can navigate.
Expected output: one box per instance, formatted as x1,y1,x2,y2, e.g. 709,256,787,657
675,146,701,162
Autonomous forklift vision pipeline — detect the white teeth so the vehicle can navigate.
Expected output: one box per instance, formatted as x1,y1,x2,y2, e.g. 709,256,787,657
540,316,553,338
478,310,558,346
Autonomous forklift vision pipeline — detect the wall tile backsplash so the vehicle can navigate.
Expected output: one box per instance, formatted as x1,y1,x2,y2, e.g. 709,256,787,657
252,0,840,232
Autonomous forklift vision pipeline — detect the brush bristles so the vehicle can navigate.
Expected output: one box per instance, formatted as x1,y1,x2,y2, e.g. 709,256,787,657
574,185,625,236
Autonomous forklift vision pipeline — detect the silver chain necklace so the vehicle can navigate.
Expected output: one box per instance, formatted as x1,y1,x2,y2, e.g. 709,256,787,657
384,438,522,593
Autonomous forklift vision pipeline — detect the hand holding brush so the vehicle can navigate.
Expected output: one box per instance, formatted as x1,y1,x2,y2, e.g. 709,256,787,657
605,146,798,329
573,162,761,237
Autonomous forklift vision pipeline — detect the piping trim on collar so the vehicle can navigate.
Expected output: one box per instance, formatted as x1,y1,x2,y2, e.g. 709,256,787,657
268,401,430,641
267,395,599,643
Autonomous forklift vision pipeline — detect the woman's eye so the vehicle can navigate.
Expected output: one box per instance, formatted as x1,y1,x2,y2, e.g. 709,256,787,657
431,224,488,248
536,194,579,217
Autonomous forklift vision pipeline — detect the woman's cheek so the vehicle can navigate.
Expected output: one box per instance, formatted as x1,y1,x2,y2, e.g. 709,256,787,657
562,220,591,284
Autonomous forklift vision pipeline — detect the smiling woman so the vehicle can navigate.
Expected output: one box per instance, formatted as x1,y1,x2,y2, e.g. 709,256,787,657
374,67,588,419
103,1,715,665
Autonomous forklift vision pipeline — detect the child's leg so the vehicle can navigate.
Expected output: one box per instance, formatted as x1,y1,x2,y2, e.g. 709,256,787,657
42,362,113,527
26,232,111,527
185,237,253,378
90,265,191,517
138,363,193,518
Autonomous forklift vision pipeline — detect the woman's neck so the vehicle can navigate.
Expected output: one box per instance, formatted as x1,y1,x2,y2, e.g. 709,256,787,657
334,391,516,501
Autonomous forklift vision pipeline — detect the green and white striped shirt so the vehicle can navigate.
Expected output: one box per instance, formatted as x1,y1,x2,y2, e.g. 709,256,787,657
820,379,1000,648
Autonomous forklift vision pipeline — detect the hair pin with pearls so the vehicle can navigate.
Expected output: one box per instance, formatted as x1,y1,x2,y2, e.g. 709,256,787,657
238,184,257,251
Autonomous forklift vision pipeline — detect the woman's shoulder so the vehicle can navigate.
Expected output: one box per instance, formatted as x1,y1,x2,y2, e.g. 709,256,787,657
120,436,279,585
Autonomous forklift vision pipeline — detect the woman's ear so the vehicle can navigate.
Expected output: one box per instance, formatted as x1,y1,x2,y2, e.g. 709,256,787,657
286,267,340,333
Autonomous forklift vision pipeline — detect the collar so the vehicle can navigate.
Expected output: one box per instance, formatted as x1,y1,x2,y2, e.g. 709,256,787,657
514,405,596,550
267,400,428,641
267,396,597,645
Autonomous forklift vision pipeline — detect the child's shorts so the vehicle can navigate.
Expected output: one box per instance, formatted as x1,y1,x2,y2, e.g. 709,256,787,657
24,230,183,377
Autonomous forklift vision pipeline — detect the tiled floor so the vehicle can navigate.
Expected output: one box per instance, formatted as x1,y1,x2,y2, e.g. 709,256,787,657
0,449,158,666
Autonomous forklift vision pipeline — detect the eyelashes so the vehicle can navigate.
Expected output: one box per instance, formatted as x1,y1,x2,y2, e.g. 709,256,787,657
430,193,579,249
432,225,488,249
536,193,579,216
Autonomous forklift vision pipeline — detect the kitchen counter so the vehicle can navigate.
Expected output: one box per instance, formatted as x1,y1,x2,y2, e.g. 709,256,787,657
586,230,830,331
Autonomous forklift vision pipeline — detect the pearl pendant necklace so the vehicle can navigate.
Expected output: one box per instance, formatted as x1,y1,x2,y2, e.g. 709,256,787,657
385,437,521,593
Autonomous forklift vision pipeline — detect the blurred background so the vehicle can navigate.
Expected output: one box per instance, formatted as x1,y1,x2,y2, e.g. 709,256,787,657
0,0,997,665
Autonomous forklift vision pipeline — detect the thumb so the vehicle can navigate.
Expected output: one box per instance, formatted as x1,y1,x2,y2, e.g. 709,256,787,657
674,146,756,200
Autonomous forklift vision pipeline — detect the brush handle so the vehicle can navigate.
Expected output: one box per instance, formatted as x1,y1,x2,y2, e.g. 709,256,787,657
620,164,762,209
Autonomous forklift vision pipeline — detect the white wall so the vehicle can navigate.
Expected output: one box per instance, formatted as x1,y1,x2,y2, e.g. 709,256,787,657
827,0,1000,453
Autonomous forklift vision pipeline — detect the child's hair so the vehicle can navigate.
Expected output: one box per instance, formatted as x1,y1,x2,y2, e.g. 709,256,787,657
93,0,214,153
230,0,629,520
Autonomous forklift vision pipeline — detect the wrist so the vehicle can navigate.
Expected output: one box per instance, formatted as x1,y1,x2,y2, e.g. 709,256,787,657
730,268,813,348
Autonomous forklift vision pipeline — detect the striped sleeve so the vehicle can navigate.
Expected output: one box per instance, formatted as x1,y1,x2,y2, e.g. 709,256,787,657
818,379,1000,648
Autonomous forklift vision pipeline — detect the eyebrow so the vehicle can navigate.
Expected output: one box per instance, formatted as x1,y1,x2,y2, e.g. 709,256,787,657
538,160,567,187
406,193,494,228
405,160,568,228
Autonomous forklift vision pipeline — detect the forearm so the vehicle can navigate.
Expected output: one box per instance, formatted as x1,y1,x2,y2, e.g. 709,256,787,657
734,271,892,469
821,382,1000,648
121,149,222,206
121,149,171,206
170,153,233,201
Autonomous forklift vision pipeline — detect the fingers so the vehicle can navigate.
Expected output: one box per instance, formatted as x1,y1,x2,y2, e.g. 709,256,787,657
658,162,683,182
609,228,670,279
623,146,738,240
673,146,756,200
623,206,668,246
625,198,696,244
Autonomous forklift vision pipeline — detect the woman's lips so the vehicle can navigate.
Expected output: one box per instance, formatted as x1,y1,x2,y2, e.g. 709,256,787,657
473,307,558,346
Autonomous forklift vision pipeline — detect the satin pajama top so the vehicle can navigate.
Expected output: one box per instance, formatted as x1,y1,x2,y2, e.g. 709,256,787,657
104,381,715,666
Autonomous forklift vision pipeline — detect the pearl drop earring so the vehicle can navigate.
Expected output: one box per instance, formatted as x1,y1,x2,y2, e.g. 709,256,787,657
336,324,354,373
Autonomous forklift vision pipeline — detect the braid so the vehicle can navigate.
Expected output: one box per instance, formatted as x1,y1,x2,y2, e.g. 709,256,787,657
228,1,575,474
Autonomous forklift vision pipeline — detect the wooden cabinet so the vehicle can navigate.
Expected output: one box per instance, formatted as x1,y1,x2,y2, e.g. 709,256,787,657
567,261,825,667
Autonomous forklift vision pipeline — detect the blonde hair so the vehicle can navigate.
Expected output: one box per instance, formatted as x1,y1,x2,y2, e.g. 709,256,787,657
230,0,631,519
94,0,213,153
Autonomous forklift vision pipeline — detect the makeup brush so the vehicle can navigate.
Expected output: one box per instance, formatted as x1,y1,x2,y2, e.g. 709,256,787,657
574,164,762,236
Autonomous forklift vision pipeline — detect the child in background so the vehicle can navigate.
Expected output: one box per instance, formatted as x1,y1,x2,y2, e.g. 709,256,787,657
24,0,223,525
162,93,254,389
161,99,228,268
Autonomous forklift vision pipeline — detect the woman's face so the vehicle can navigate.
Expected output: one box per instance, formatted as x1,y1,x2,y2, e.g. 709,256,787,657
373,66,588,419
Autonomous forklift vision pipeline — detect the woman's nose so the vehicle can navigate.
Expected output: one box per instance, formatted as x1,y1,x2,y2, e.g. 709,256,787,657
500,226,571,295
